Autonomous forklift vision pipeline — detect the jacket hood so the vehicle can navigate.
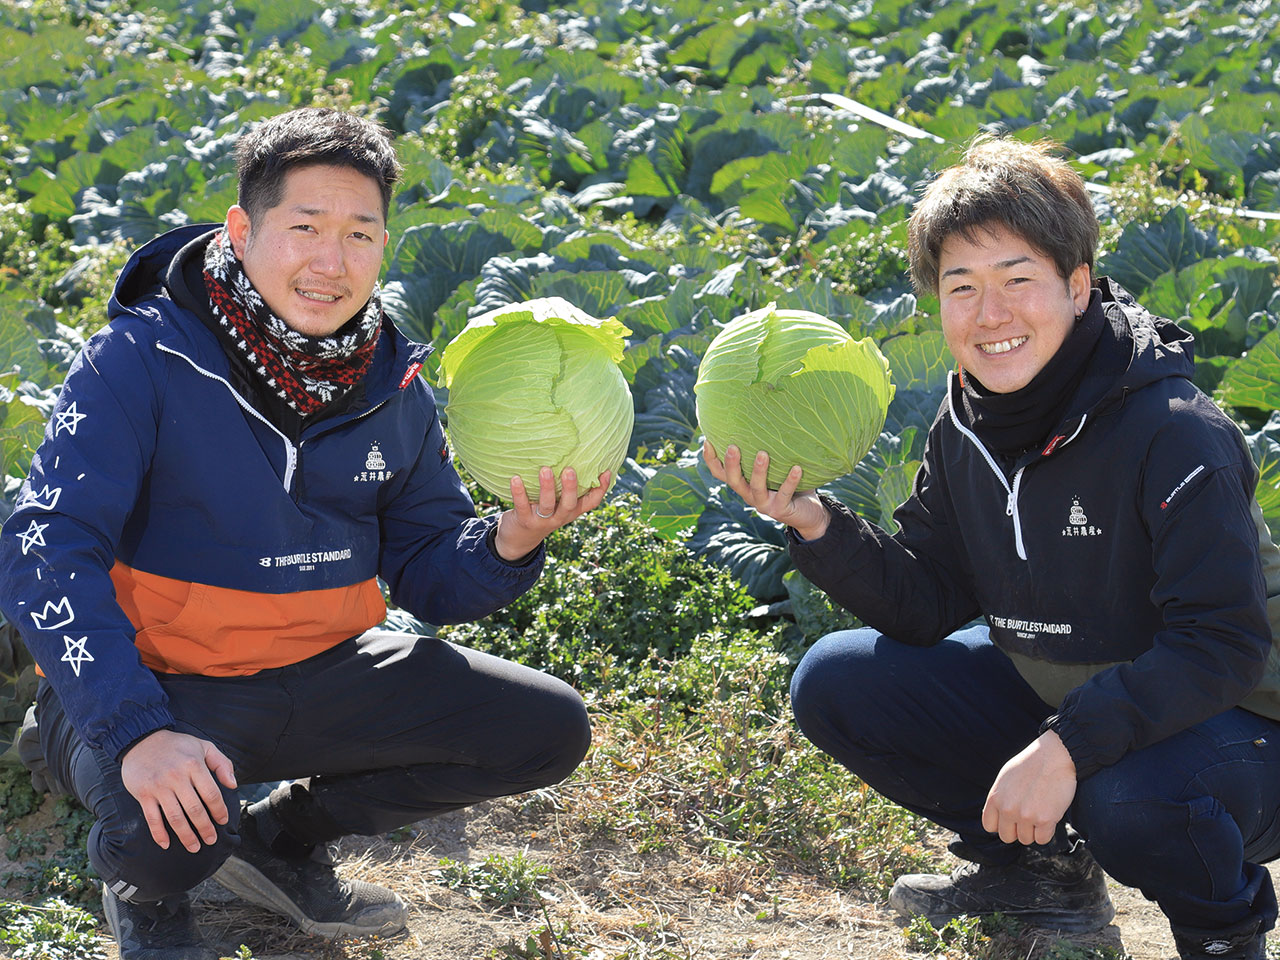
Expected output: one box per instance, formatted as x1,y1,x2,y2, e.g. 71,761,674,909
108,223,219,318
1097,275,1196,400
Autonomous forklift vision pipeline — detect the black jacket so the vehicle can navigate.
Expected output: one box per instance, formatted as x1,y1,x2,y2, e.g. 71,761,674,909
790,279,1278,779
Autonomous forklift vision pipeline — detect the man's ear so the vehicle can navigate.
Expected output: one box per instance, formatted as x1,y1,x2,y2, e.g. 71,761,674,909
225,205,252,259
1069,262,1091,312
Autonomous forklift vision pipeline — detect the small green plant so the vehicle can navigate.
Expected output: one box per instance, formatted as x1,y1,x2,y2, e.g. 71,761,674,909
904,913,993,955
904,913,1132,960
0,763,42,827
0,897,108,960
1040,941,1131,960
4,824,49,860
431,851,550,908
440,495,765,693
1,794,98,904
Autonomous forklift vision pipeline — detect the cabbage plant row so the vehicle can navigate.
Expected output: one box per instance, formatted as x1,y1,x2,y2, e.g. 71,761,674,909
1,0,1279,613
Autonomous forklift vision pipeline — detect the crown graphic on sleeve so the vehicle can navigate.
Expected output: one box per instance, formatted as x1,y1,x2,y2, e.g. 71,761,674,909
17,484,62,512
31,597,75,631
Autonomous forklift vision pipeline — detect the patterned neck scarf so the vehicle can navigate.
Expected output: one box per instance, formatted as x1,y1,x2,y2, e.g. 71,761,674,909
202,229,382,416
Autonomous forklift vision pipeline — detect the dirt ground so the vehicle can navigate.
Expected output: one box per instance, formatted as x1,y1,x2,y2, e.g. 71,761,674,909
7,792,1275,960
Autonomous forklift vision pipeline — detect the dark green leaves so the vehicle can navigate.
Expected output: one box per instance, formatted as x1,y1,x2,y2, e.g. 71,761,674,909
1102,209,1223,297
3,0,1280,600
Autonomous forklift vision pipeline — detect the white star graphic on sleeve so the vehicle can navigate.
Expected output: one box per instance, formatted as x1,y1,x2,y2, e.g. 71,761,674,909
17,520,49,555
53,401,87,437
61,635,94,676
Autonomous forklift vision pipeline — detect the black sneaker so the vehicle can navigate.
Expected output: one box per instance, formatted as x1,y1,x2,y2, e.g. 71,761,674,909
101,883,217,960
888,842,1115,934
1174,919,1267,959
213,809,407,939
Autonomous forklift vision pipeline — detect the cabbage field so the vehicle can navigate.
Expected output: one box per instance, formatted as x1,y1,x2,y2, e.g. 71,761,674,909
3,0,1280,757
1,0,1280,956
3,0,1280,593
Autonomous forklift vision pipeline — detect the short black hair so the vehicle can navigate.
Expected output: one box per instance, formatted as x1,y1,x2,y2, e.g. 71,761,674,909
234,107,401,224
908,135,1098,295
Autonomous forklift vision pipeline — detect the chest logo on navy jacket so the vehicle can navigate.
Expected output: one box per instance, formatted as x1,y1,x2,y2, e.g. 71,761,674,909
1062,496,1103,538
354,442,395,484
258,548,355,573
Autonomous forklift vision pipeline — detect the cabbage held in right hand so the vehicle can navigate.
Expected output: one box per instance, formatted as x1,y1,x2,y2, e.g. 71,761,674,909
694,303,895,490
438,297,634,503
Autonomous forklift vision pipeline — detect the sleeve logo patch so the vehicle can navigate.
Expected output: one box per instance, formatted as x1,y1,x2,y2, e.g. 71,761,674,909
1160,464,1206,510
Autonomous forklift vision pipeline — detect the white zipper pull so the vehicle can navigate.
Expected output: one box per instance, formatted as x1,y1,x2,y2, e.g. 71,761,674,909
1006,492,1015,516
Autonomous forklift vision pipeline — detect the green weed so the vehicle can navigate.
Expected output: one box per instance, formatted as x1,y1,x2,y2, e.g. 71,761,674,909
564,627,935,895
1,793,98,905
0,897,107,959
441,495,764,692
904,913,1132,960
904,913,992,955
0,764,41,826
431,851,551,909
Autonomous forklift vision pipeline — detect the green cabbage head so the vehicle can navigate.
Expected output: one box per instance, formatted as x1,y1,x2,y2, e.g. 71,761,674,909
695,303,895,489
438,297,634,502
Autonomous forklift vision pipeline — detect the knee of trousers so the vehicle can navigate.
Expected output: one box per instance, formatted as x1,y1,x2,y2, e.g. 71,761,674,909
89,795,240,903
517,681,592,788
1073,767,1245,895
789,629,892,751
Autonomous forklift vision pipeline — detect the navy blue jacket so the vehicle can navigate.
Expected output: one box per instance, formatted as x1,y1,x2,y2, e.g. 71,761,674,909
0,224,543,759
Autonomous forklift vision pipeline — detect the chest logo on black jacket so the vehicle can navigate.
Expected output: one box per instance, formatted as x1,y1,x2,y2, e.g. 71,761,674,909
354,442,395,483
1062,496,1103,538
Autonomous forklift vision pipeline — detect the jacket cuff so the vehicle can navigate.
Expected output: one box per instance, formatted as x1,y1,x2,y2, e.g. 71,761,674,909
485,524,543,568
480,521,546,582
787,495,859,554
1047,705,1104,781
99,704,179,762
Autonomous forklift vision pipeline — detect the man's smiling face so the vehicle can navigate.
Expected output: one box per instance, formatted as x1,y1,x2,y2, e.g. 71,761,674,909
225,163,388,337
937,223,1091,394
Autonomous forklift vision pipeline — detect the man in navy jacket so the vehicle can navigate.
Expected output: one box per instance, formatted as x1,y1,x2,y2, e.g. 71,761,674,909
0,108,608,959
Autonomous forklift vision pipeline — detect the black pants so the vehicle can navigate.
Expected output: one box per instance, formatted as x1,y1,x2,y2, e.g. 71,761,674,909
36,631,591,903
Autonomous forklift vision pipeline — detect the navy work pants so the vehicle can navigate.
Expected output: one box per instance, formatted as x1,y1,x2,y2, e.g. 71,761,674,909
789,626,1280,939
36,630,591,904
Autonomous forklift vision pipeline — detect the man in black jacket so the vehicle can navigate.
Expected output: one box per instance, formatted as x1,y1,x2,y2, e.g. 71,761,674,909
705,137,1280,960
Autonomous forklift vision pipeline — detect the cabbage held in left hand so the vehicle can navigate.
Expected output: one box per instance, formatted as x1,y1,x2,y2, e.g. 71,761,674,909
438,297,634,502
695,303,895,490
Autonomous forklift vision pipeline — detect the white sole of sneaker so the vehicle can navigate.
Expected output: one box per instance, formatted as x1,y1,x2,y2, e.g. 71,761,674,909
212,856,407,940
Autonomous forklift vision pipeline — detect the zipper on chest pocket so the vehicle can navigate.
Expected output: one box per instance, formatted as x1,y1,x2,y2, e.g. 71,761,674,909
1006,467,1027,560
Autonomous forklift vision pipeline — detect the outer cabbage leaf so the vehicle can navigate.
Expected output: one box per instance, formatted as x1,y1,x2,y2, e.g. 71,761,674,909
1244,413,1280,546
1101,209,1223,296
1217,327,1280,419
687,494,791,600
640,457,717,539
438,298,634,501
695,304,895,489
